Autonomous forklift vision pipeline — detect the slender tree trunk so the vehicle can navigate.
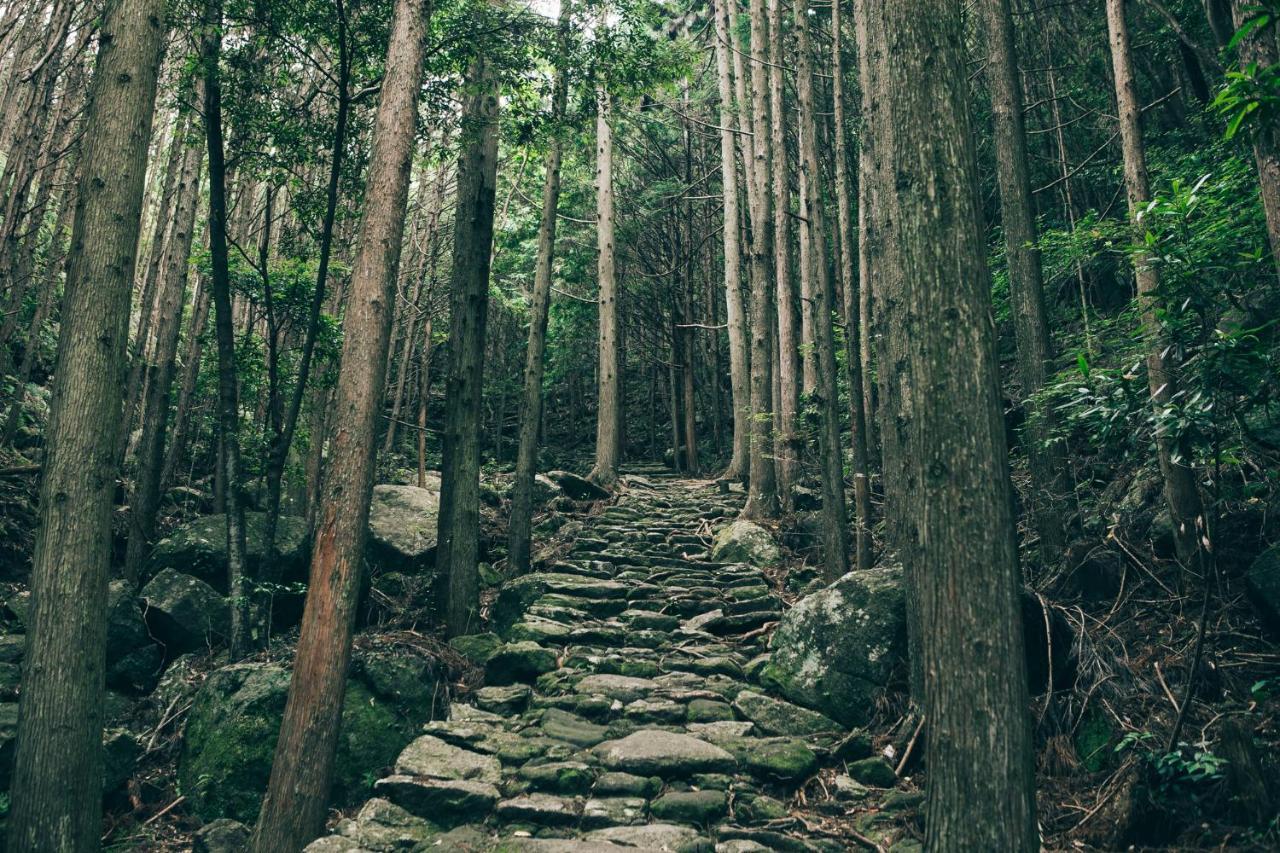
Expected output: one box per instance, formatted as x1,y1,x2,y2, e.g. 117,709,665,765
768,0,799,501
124,132,204,583
251,0,427,847
161,273,211,491
1229,0,1280,272
438,56,500,637
589,88,621,486
832,0,872,572
741,0,778,519
5,0,167,848
863,0,1038,844
982,0,1067,563
712,0,750,481
793,0,849,580
416,314,434,487
1105,0,1204,563
510,1,570,572
202,0,251,659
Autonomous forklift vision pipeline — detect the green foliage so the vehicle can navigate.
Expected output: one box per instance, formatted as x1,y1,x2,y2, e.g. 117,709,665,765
1116,731,1227,801
1213,2,1280,138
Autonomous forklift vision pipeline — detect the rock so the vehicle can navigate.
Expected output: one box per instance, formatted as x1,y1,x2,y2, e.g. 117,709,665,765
519,760,596,794
546,470,611,501
475,684,532,715
539,707,609,747
533,474,564,504
146,512,309,589
395,734,502,783
574,673,657,702
0,702,16,790
336,798,438,850
731,690,841,736
367,484,440,574
355,649,444,716
586,824,705,849
0,634,23,663
593,771,661,798
373,776,499,825
729,737,818,784
738,794,788,823
593,730,736,778
650,790,729,824
846,756,897,788
580,795,648,828
103,728,139,793
139,569,230,653
761,567,907,728
105,580,151,663
193,819,251,853
178,662,418,822
711,521,781,567
495,792,581,826
485,641,558,685
449,632,503,664
832,774,869,801
1247,544,1280,633
108,643,163,694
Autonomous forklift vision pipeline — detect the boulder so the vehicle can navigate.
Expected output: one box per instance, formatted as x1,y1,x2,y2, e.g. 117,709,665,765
145,512,309,590
484,641,557,685
711,521,782,567
178,662,419,822
1247,544,1280,634
761,567,906,728
545,470,611,501
366,484,440,574
592,730,736,778
193,819,252,853
139,569,230,653
106,580,162,692
354,649,445,717
533,474,564,504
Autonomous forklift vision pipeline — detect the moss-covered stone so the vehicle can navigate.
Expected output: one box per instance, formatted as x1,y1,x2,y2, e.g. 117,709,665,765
178,662,419,822
711,521,781,567
650,790,728,824
1074,708,1115,773
145,512,310,589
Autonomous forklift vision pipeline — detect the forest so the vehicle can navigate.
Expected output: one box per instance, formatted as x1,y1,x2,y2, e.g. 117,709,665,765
0,0,1277,849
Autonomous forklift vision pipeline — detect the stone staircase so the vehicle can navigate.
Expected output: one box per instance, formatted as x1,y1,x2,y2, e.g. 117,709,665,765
306,467,911,852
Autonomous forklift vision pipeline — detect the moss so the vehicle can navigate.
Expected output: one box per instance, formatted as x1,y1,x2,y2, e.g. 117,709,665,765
1075,708,1116,773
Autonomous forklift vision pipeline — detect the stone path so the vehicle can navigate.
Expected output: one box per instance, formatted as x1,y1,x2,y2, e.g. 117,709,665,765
307,467,915,852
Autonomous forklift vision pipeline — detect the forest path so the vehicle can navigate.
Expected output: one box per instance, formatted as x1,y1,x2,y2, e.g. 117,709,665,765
309,467,905,852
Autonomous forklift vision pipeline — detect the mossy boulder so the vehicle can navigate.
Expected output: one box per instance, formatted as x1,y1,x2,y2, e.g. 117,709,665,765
145,512,310,590
761,567,907,728
178,662,420,823
139,569,230,654
367,484,440,574
711,521,781,567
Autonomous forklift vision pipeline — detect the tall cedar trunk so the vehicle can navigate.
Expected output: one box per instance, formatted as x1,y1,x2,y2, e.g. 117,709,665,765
510,1,571,571
5,0,167,848
831,0,872,571
796,133,817,395
257,1,351,637
680,81,700,475
982,0,1067,563
161,274,212,490
589,88,621,485
865,0,1038,845
712,0,750,481
794,0,849,580
1105,0,1204,563
438,57,499,637
1230,0,1280,272
250,0,427,847
769,0,799,500
416,314,434,487
741,0,778,519
202,0,251,659
123,132,204,582
857,169,878,460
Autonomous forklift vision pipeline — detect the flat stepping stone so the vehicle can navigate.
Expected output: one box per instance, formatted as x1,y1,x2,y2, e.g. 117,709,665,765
732,690,842,736
650,789,729,824
580,796,649,829
539,707,610,747
518,760,597,794
394,735,502,784
574,674,658,702
586,823,706,849
495,792,582,826
592,730,736,777
475,684,532,715
373,776,499,825
486,641,559,684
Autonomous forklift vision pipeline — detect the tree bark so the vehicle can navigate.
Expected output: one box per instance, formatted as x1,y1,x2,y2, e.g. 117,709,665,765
741,0,779,519
5,0,167,848
161,272,211,491
832,0,872,572
862,0,1038,846
1105,0,1205,564
438,56,500,637
981,0,1067,562
510,1,571,572
712,0,750,481
794,0,849,580
250,0,428,848
124,128,204,583
589,88,621,486
1229,0,1280,273
769,0,799,501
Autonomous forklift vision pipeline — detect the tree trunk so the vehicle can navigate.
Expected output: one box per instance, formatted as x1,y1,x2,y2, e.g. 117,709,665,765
741,0,779,519
862,0,1038,845
589,88,621,485
769,0,799,501
416,314,434,487
123,130,204,583
1105,0,1204,563
981,0,1067,563
438,56,500,637
250,0,428,847
161,272,212,491
831,0,872,572
712,0,750,481
794,0,849,580
202,0,251,659
1229,0,1280,273
510,1,570,572
5,0,167,848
